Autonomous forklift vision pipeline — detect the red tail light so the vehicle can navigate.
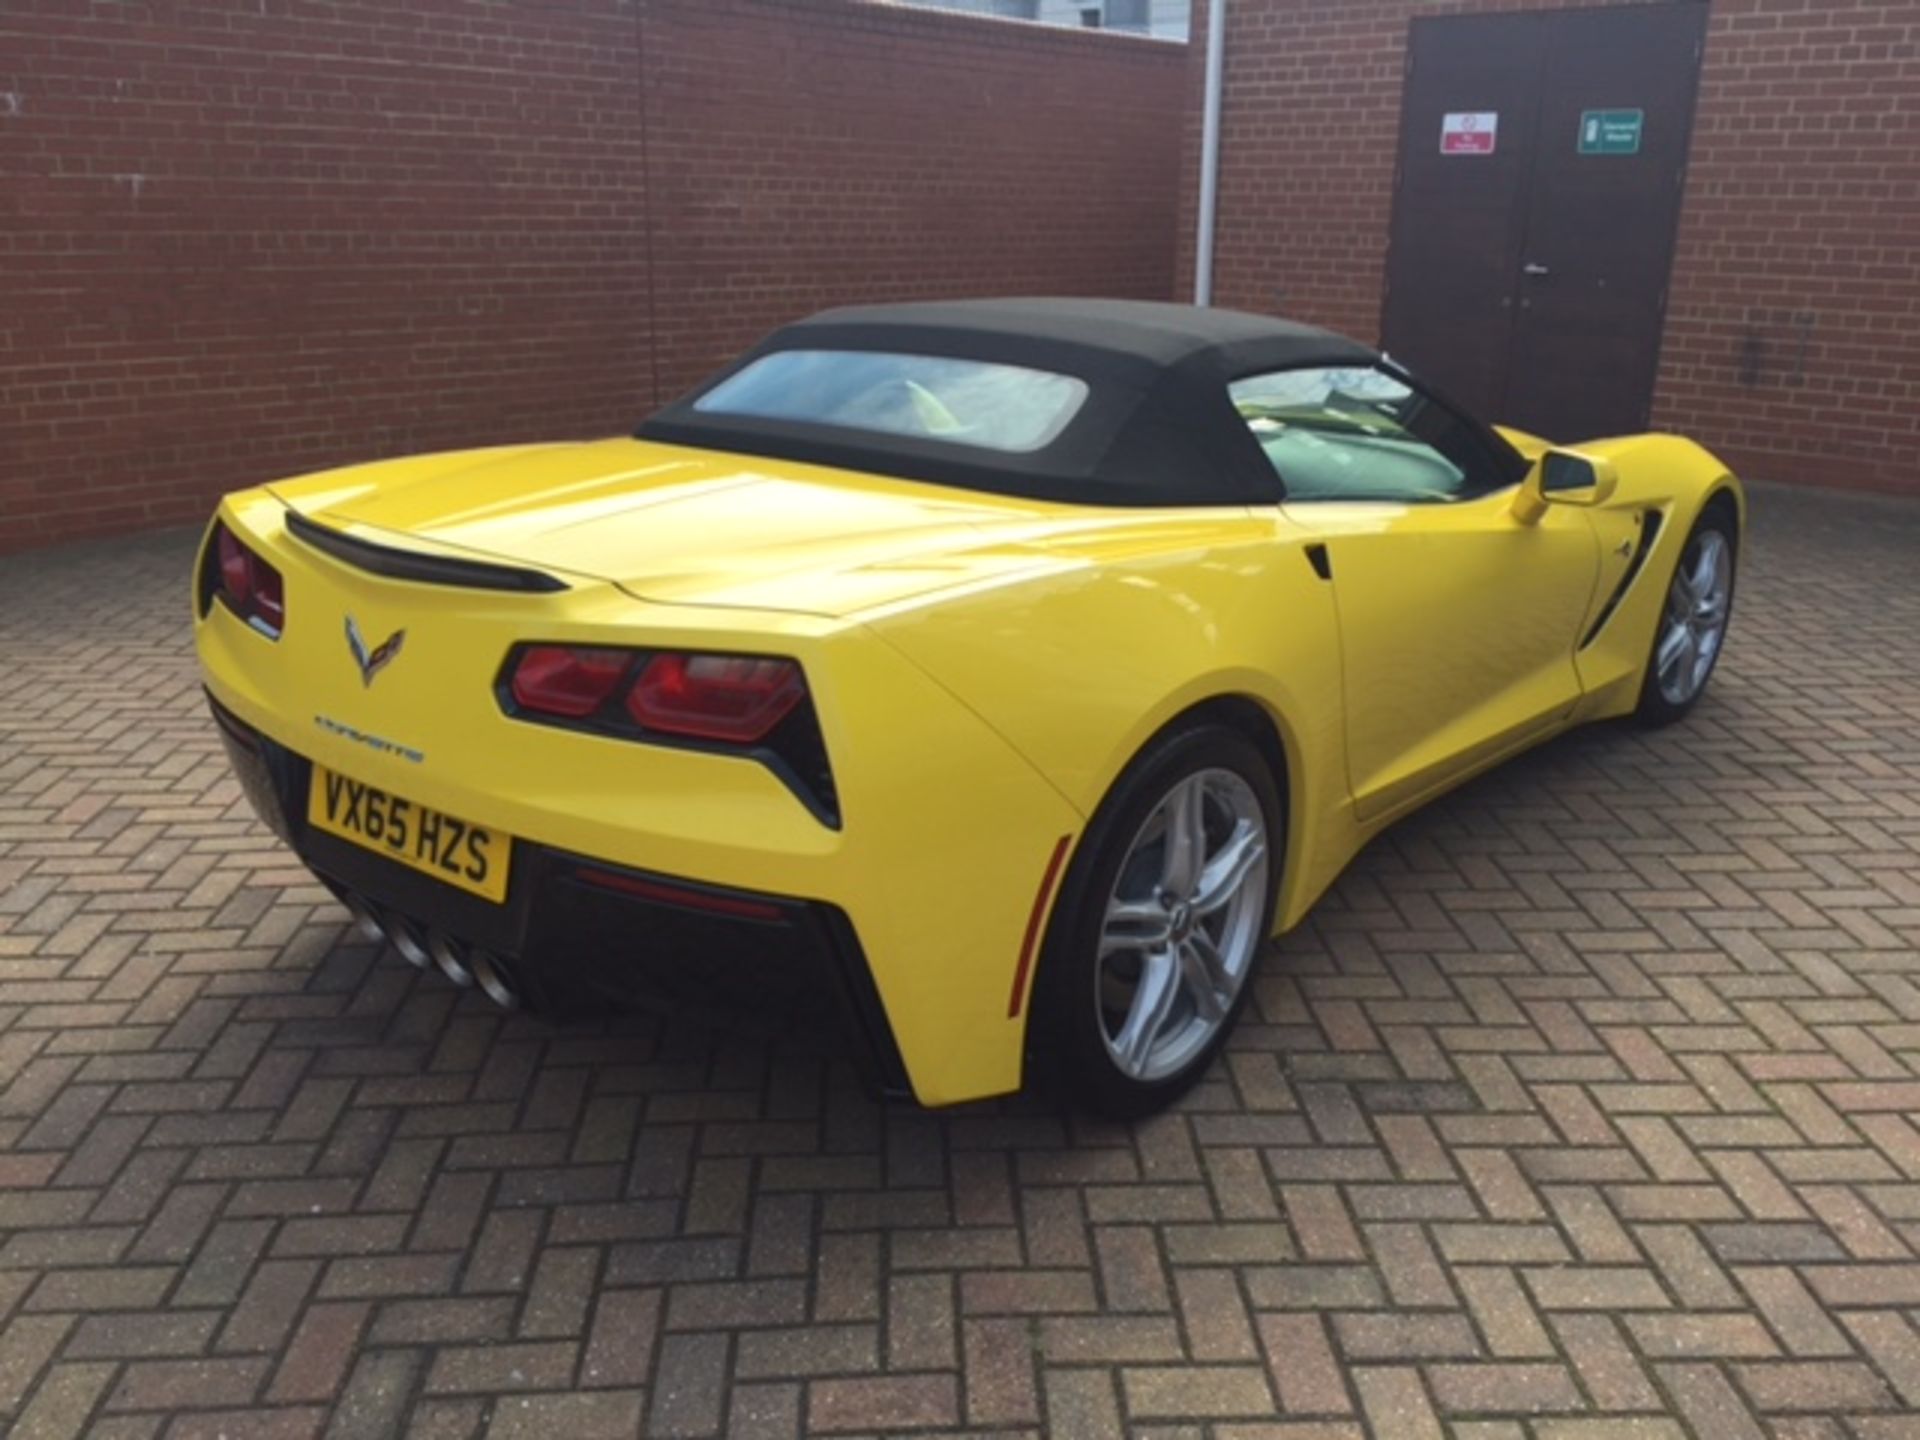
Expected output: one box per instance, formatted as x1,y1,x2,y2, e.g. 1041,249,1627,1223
498,644,836,825
206,522,285,637
502,646,806,745
626,654,804,743
509,646,631,718
217,526,253,601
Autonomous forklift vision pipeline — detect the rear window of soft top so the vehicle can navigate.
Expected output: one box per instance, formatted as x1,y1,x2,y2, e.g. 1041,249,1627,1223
693,349,1090,454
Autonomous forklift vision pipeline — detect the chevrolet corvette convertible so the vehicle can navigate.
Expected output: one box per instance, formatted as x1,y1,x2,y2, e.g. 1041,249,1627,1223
195,299,1742,1114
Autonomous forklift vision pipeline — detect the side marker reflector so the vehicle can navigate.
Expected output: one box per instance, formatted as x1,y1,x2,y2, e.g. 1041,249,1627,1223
1007,835,1074,1019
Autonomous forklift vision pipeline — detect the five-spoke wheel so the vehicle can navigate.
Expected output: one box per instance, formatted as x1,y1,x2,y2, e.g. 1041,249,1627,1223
1097,769,1269,1083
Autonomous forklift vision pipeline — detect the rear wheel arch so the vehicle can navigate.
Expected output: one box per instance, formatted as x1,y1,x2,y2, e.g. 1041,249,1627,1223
1175,694,1293,831
1075,691,1298,885
1023,691,1299,1112
1021,706,1290,1121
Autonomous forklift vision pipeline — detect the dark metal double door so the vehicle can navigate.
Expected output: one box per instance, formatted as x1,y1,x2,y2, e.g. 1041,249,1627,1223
1382,3,1708,442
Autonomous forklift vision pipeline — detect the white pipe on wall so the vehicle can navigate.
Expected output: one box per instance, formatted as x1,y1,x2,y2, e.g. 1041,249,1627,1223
1193,0,1226,305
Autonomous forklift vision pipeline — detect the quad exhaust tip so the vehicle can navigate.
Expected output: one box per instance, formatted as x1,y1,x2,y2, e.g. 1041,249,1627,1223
427,930,475,989
345,898,385,944
342,892,522,1011
429,933,523,1010
388,916,432,970
467,949,522,1011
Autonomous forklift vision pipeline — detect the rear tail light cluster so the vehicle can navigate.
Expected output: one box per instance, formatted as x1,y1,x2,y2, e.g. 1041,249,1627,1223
628,654,808,743
508,646,631,720
199,521,286,638
507,648,803,743
499,645,838,825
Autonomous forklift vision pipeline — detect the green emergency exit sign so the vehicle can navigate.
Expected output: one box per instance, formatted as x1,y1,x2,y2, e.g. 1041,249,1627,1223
1579,109,1645,155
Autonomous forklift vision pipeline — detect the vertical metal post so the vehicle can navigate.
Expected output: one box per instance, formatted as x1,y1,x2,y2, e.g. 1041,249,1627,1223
1193,0,1226,305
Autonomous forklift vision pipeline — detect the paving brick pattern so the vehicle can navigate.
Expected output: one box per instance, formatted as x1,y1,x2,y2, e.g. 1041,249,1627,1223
1,482,1917,1437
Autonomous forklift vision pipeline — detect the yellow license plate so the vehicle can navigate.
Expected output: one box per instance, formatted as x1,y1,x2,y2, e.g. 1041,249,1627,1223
307,766,511,903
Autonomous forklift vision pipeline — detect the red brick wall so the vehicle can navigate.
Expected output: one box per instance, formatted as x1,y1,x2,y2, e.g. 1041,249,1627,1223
644,1,1188,401
1181,0,1920,496
0,1,1187,552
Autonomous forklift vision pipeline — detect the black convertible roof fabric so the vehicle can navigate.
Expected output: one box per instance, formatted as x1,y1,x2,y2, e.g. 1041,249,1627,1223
638,298,1383,507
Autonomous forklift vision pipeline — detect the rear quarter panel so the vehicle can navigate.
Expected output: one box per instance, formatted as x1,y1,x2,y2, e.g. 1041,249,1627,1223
864,508,1361,933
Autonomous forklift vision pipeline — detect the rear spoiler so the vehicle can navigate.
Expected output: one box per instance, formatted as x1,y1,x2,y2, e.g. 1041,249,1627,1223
284,510,568,595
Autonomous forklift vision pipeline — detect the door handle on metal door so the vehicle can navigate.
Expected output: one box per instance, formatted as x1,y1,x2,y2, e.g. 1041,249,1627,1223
1523,263,1552,277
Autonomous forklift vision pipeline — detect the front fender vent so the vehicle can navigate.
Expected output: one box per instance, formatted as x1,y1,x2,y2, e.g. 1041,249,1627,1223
285,510,568,594
1580,508,1663,650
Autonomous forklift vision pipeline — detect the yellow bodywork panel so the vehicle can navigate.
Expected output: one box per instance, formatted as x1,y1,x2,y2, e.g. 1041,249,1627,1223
197,432,1741,1105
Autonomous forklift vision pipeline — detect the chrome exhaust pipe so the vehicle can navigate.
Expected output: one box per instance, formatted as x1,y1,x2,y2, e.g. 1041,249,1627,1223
344,897,385,943
428,931,474,989
467,949,522,1011
389,917,431,969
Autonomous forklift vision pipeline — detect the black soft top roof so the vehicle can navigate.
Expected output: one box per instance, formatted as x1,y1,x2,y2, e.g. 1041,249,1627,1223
795,298,1375,376
638,298,1384,507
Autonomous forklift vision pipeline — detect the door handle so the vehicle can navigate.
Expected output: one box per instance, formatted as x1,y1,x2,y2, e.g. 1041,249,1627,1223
1523,262,1552,277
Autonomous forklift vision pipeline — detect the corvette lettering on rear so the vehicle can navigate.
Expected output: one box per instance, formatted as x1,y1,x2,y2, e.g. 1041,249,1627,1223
313,713,425,765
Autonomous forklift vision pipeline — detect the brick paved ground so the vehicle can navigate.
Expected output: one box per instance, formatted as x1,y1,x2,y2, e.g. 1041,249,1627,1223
1,482,1917,1439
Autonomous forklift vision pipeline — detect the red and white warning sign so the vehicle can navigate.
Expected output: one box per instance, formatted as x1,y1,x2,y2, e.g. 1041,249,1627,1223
1440,112,1499,156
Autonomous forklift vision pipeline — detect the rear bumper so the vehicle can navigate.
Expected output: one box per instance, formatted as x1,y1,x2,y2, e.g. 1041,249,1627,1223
210,695,912,1098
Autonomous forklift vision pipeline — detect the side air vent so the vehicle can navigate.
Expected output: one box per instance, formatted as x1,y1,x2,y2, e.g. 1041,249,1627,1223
284,510,568,594
1580,509,1664,649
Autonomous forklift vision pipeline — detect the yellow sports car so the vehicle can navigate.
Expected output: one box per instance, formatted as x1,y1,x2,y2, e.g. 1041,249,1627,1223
195,299,1742,1114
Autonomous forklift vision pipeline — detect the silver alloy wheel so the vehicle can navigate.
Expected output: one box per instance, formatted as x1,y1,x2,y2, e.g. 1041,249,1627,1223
1096,768,1269,1083
1656,528,1733,706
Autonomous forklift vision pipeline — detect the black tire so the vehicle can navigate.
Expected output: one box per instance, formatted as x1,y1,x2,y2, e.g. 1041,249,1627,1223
1032,721,1283,1119
1634,502,1739,727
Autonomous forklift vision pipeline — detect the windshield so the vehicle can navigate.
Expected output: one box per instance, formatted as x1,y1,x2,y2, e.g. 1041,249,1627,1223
693,349,1091,454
